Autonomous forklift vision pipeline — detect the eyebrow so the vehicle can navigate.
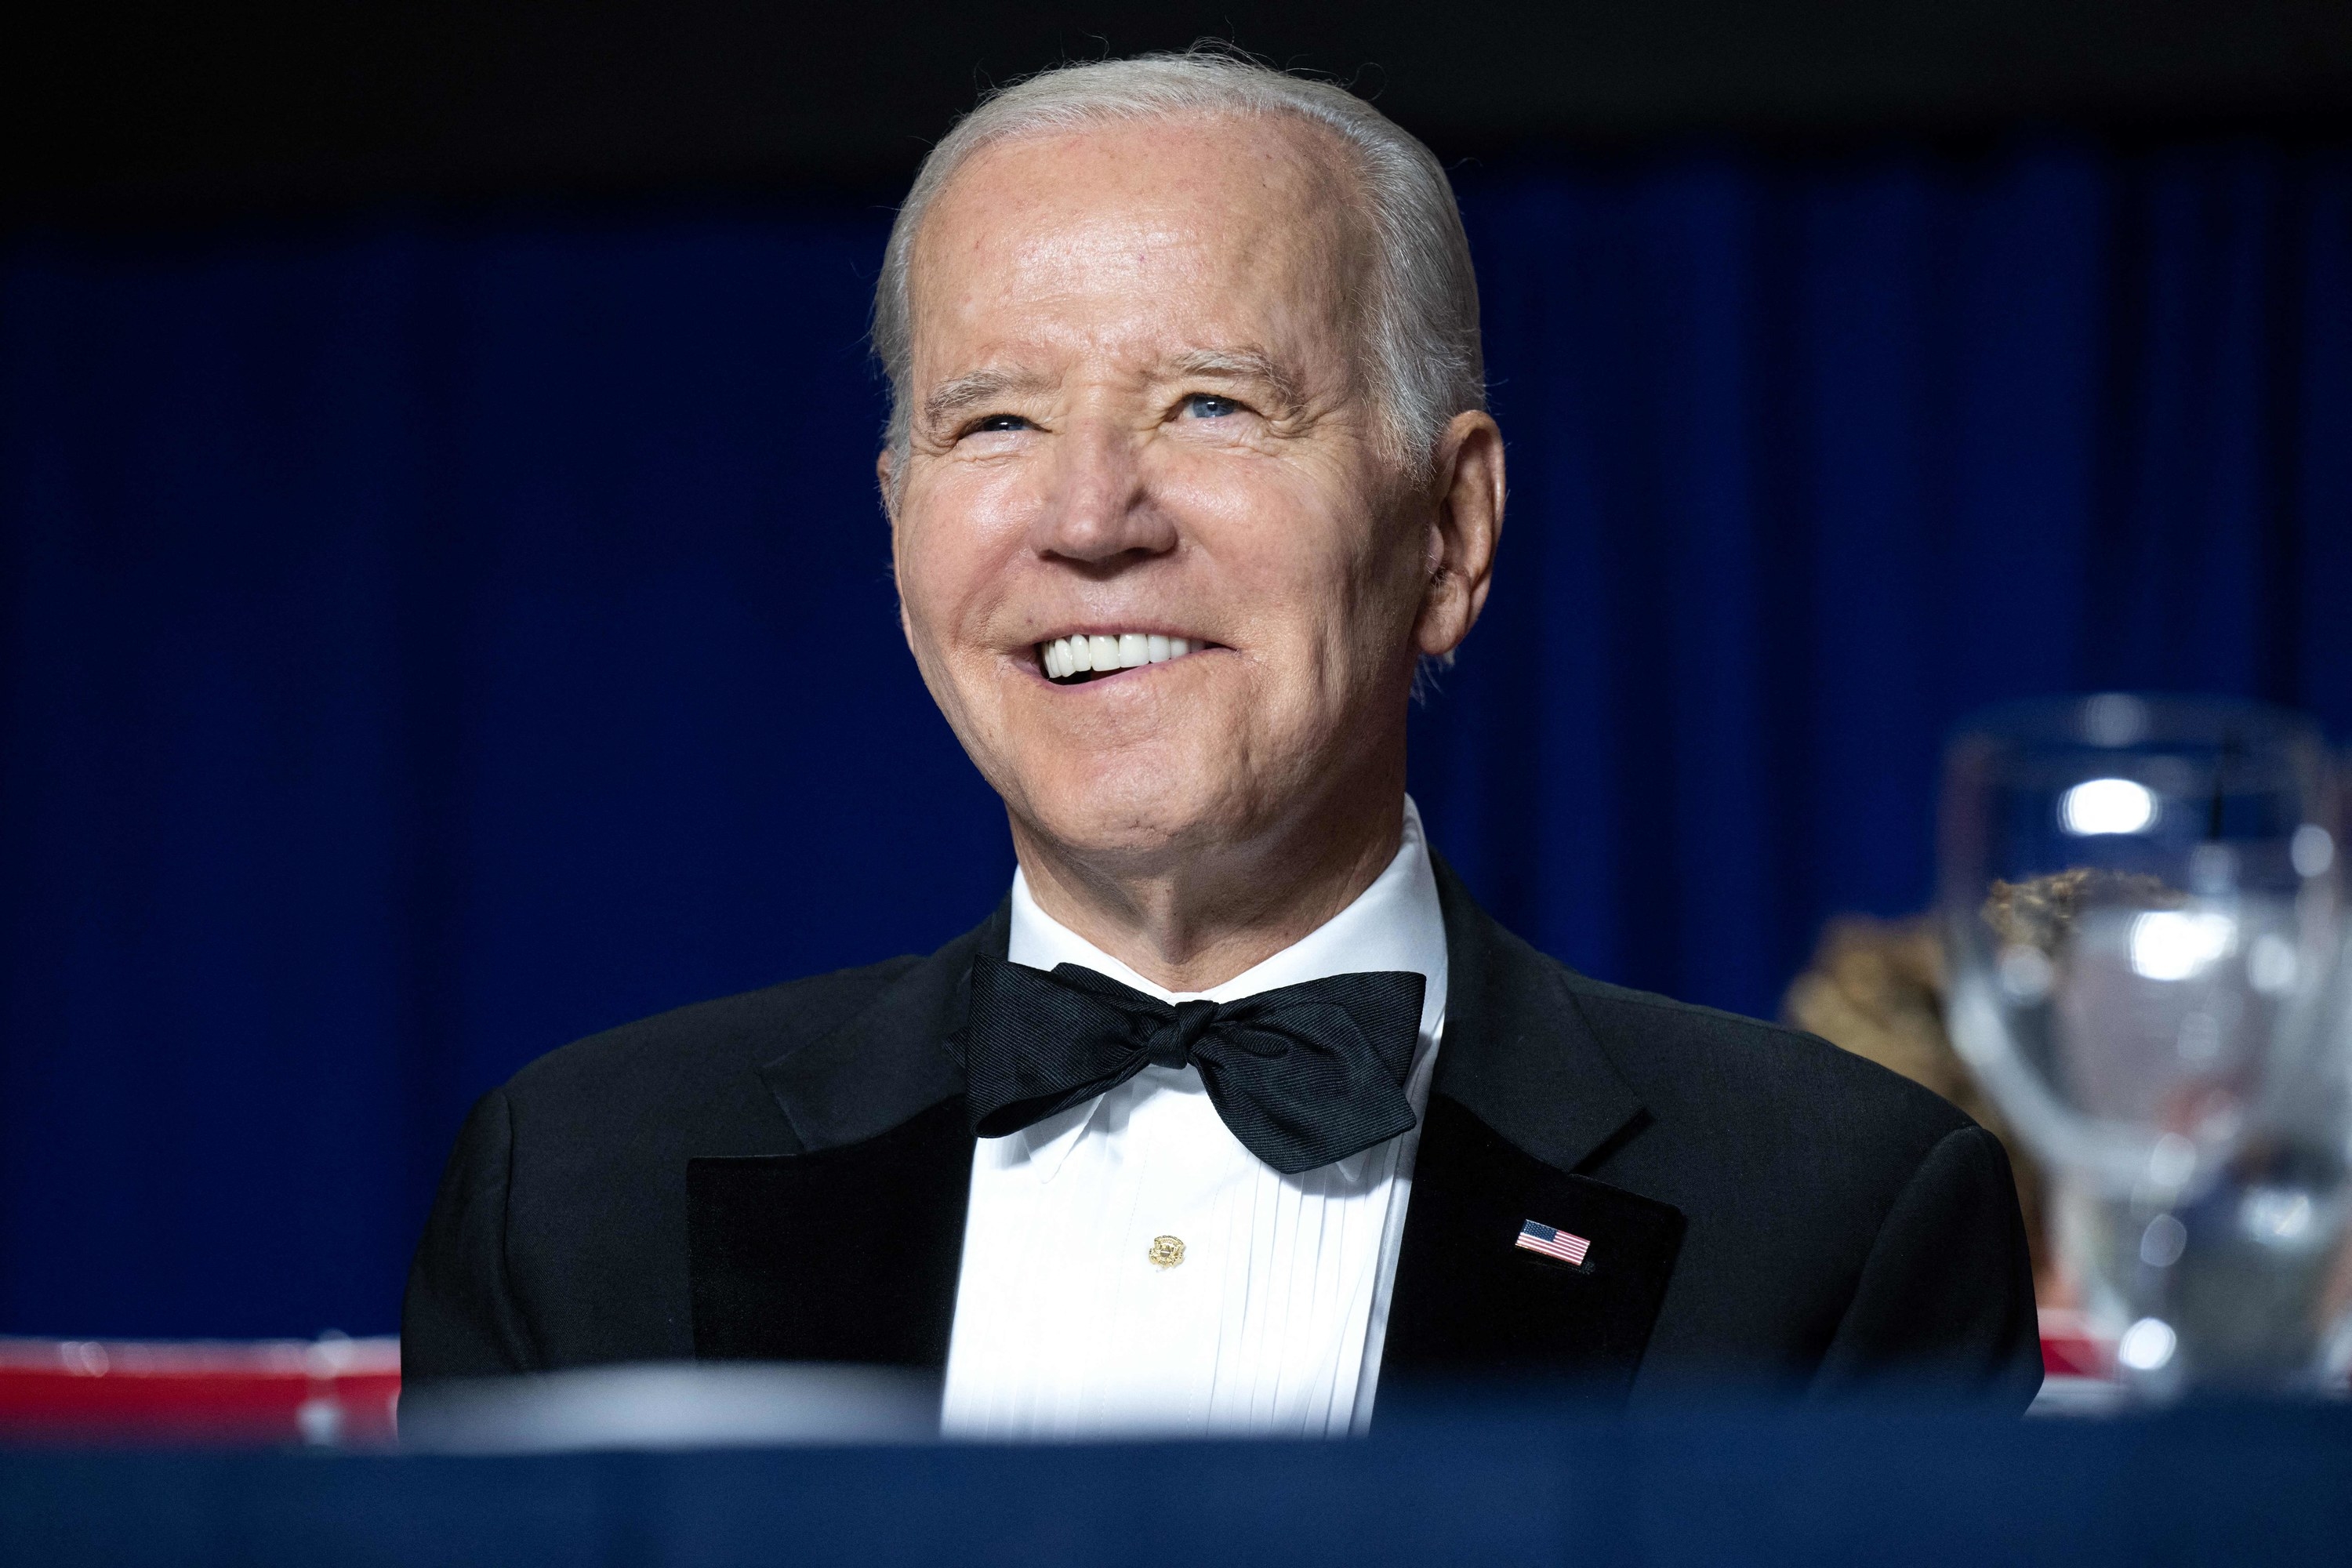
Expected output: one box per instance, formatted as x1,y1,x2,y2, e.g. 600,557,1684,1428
917,347,1312,430
1167,347,1307,411
920,367,1055,431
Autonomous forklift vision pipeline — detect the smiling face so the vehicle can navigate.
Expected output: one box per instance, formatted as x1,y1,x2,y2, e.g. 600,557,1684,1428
887,112,1465,911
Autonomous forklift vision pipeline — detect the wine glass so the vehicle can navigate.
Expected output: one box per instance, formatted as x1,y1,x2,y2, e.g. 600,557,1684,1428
1939,694,2350,1397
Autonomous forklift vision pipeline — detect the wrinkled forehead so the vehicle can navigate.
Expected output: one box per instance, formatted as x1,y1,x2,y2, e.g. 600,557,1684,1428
904,111,1374,372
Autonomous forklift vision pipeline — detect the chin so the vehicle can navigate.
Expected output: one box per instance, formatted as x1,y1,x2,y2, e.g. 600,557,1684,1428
1008,753,1260,869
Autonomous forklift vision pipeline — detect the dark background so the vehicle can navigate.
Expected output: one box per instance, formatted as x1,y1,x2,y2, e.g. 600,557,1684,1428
3,3,2348,1340
9,1,2352,214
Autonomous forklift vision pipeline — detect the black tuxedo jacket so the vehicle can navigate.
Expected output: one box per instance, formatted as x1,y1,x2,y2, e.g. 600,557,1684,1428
405,859,2043,1410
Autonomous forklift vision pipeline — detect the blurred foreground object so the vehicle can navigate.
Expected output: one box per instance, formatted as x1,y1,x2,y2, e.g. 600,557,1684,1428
9,1403,2352,1564
398,1365,940,1453
0,1335,397,1446
1939,693,2352,1399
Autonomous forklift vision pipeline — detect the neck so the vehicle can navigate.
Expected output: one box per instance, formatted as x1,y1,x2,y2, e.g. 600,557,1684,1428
1008,765,1409,994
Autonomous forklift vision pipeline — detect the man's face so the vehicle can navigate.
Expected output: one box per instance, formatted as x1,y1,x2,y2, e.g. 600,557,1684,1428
888,114,1435,874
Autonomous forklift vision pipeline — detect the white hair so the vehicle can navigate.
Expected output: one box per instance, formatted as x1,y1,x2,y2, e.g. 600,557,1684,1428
871,46,1486,473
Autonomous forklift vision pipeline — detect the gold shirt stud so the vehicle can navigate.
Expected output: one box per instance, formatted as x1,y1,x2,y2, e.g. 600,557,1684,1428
1147,1235,1185,1269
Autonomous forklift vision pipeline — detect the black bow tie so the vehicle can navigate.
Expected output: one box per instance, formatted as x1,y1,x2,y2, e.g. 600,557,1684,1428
957,954,1428,1174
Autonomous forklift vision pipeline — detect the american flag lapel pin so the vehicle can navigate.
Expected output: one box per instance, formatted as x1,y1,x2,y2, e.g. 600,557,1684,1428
1515,1219,1592,1267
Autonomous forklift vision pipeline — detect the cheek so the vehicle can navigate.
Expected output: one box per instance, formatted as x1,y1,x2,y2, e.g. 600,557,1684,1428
898,469,1037,652
1164,458,1396,648
1158,455,1346,590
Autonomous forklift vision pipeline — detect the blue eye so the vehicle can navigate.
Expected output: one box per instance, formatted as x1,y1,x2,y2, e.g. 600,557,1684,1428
970,414,1031,434
1182,394,1240,419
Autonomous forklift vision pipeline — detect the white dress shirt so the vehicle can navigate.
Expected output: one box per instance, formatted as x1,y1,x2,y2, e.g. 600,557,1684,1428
940,798,1448,1440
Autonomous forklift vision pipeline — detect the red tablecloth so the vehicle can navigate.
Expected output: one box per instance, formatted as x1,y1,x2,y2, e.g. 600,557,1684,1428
0,1336,400,1446
0,1316,2111,1446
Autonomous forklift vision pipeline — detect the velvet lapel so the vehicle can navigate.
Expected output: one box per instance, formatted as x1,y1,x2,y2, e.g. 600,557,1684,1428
1381,858,1687,1400
686,900,1005,1366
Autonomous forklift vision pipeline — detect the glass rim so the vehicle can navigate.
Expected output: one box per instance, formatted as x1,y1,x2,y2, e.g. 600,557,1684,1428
1945,691,2328,757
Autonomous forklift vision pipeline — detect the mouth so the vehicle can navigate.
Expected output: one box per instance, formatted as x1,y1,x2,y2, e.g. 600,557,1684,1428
1035,631,1218,685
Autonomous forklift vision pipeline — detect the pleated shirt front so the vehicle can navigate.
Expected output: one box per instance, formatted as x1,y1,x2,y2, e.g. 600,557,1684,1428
939,799,1448,1440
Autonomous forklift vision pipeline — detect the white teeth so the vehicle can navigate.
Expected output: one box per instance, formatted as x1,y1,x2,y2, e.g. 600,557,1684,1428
1037,633,1207,681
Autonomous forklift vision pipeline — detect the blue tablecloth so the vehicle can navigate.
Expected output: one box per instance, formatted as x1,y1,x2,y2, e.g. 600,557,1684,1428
7,1401,2351,1566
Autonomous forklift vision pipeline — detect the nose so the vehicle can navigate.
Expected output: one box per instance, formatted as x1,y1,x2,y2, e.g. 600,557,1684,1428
1031,419,1178,566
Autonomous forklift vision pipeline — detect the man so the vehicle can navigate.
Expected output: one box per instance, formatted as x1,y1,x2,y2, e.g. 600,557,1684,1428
405,51,2042,1433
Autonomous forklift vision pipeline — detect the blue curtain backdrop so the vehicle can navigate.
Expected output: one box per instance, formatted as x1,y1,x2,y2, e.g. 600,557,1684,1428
3,140,2347,1338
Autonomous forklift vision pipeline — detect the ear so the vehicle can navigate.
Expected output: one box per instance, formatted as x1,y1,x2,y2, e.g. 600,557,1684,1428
1413,411,1505,661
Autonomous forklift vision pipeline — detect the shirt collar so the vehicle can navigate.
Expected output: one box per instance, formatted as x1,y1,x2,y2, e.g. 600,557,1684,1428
1001,796,1450,1179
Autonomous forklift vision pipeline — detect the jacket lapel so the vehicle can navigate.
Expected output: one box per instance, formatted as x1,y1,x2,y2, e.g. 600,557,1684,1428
684,859,1687,1388
686,901,1007,1367
1381,858,1687,1399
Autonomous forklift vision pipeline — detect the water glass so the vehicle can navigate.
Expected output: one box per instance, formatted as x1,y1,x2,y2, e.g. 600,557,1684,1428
1939,694,2350,1396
